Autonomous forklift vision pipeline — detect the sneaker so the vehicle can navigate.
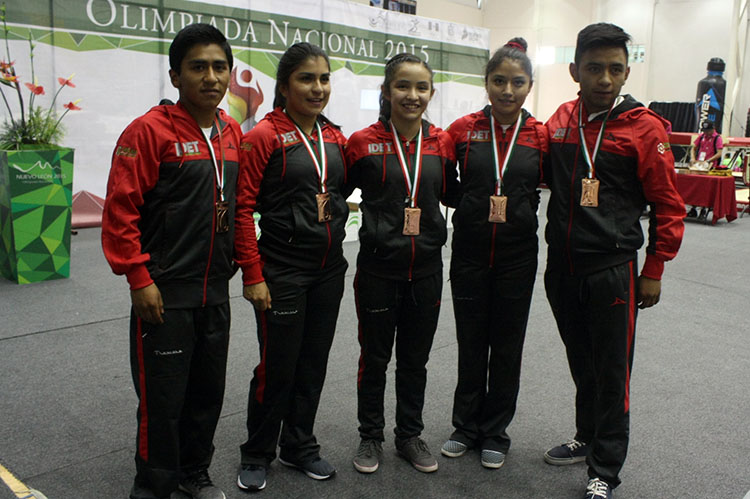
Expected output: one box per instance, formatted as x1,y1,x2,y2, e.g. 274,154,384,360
543,439,589,465
585,478,613,499
440,439,468,458
278,456,336,480
178,469,226,499
687,207,698,218
698,207,709,221
396,437,438,473
353,439,383,473
480,449,505,469
237,464,266,491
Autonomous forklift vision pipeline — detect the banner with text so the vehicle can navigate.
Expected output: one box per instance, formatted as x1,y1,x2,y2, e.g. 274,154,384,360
1,0,489,196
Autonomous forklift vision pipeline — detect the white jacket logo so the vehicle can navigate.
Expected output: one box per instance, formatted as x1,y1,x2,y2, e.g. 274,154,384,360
175,141,201,156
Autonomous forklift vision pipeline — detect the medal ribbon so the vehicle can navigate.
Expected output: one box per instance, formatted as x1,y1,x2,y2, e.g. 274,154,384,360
291,118,328,193
490,112,524,196
205,116,225,201
577,100,614,179
390,121,423,208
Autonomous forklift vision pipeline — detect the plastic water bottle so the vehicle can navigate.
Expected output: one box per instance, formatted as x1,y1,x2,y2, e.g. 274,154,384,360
696,57,726,133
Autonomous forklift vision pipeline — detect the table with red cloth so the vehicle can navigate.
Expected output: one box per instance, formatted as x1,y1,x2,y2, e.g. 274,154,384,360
674,172,737,225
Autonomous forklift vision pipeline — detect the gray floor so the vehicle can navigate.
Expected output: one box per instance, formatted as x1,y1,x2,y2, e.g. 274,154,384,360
1,191,749,499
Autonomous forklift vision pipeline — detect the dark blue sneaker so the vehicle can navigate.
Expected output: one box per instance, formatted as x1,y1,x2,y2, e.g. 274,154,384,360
543,439,588,465
278,456,336,480
585,478,613,499
237,464,266,491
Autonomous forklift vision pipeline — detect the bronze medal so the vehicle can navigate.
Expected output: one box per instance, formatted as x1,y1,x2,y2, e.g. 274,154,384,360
316,192,332,222
215,200,230,233
489,195,508,223
580,178,600,207
403,207,421,235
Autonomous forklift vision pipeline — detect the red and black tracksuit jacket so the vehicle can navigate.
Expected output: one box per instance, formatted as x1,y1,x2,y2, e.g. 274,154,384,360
102,102,242,496
448,106,546,266
234,107,349,283
443,106,547,453
543,95,685,488
102,101,241,306
544,95,684,279
344,118,459,280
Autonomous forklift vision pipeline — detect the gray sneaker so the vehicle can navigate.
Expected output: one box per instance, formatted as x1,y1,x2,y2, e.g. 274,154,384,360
278,456,336,480
178,469,226,499
353,439,383,473
237,464,266,491
480,449,505,469
396,437,438,473
441,439,468,458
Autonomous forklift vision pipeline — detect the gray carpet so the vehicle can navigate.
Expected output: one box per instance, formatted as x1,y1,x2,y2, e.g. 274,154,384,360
1,191,748,499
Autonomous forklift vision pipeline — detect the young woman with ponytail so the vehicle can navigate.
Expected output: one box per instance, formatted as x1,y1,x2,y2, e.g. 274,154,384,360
440,37,548,470
234,42,349,492
344,53,459,475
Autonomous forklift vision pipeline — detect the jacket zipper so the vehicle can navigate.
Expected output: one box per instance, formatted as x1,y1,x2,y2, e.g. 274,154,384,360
406,138,415,280
202,126,219,306
565,135,581,275
488,126,510,269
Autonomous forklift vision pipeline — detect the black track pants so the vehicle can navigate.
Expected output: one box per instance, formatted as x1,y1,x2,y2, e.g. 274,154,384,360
448,256,536,453
544,260,638,488
130,303,230,498
240,263,345,466
354,269,442,442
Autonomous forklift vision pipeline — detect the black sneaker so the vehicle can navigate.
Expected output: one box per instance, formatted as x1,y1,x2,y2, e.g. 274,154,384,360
585,478,613,499
278,456,336,480
179,469,226,499
687,207,698,218
698,208,709,221
237,464,266,491
543,439,588,465
396,437,438,473
353,439,383,473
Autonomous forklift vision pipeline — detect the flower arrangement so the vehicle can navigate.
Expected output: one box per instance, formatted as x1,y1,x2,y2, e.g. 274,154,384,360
0,3,81,150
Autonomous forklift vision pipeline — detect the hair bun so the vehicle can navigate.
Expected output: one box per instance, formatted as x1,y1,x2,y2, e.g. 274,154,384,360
505,37,527,53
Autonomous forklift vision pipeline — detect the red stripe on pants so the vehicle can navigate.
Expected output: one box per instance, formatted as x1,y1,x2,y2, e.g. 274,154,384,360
136,317,149,460
624,261,636,413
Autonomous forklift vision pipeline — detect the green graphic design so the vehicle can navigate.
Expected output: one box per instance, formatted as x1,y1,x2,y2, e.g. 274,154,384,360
3,1,488,83
0,148,74,284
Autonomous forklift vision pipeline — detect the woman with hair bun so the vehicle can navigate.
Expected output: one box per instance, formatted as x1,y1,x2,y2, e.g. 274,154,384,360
234,42,349,491
344,53,459,475
440,37,548,469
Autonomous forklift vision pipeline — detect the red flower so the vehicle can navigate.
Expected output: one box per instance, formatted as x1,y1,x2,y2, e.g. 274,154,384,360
57,75,75,88
24,82,44,95
1,71,16,83
0,60,13,71
63,100,81,111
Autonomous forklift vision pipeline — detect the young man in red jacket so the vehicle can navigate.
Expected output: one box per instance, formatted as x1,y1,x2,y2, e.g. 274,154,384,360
542,23,685,499
101,24,242,499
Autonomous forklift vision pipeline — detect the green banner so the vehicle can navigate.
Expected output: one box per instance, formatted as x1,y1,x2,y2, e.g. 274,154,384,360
3,0,488,79
0,148,74,284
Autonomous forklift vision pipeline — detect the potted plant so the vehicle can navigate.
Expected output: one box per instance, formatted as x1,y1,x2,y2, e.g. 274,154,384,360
0,2,80,284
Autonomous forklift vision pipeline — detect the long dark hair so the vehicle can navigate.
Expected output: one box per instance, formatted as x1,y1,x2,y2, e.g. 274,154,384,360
379,53,434,121
273,42,330,109
485,37,533,84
